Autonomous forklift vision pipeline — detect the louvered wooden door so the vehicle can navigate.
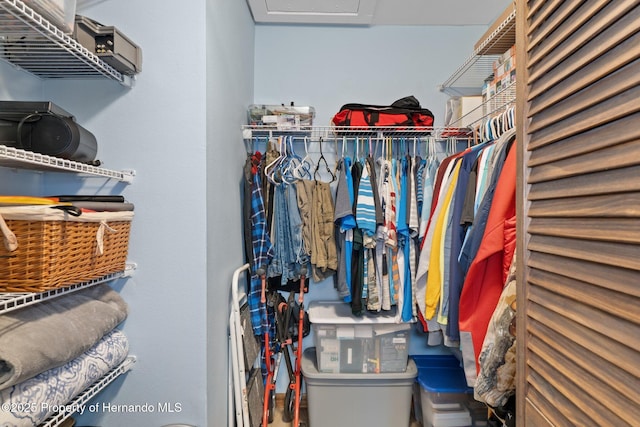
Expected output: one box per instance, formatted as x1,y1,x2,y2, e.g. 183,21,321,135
516,1,640,425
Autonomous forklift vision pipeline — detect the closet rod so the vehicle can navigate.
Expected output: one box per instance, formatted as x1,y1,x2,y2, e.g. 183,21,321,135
242,125,473,141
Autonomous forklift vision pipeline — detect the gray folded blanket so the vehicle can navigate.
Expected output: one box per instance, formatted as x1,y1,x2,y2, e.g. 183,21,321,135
0,284,128,392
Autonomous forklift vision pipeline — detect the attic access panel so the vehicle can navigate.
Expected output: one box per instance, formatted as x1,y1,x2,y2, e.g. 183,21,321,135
248,0,378,24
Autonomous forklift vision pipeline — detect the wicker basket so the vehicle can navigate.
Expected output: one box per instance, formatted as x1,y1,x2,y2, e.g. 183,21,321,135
0,205,133,293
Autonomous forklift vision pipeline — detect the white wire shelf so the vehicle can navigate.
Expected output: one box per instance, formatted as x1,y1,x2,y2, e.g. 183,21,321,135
0,144,135,182
242,125,474,140
439,7,516,96
39,356,136,427
0,0,132,86
0,263,135,315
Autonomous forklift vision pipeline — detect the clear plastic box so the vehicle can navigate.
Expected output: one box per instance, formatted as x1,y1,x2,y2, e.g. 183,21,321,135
247,104,315,130
23,0,77,34
308,301,411,373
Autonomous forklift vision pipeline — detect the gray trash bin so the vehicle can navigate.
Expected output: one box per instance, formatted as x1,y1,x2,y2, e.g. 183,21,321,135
302,347,417,427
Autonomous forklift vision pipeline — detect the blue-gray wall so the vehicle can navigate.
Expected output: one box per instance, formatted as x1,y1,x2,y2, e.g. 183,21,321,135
254,24,489,127
0,2,491,424
1,0,253,425
205,0,255,426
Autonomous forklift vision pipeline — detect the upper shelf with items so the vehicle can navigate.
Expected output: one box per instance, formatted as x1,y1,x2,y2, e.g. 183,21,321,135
0,0,133,86
439,3,515,97
242,125,473,141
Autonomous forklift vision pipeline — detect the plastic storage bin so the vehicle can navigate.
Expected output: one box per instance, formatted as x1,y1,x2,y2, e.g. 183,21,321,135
247,104,315,129
423,406,472,427
302,347,417,427
308,300,411,373
23,0,77,33
413,354,476,427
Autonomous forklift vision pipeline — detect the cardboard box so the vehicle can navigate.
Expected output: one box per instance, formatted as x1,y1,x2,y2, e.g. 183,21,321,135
446,96,483,127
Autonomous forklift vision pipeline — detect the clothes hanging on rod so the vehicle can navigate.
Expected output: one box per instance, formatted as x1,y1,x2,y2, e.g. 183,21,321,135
295,179,337,283
413,128,517,387
243,127,519,399
459,132,516,387
242,132,505,331
243,150,274,337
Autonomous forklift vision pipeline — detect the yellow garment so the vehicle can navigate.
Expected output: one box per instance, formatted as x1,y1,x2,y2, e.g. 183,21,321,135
424,160,461,319
436,194,452,326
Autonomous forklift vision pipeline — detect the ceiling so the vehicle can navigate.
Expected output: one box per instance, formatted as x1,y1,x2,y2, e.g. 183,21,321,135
247,0,514,26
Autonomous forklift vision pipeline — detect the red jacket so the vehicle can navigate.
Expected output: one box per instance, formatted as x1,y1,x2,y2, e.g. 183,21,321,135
458,142,517,382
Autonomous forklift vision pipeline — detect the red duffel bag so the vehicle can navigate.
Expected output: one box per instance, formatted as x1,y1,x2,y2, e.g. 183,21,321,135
331,96,434,129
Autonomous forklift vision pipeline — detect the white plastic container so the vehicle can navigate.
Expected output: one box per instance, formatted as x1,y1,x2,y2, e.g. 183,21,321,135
308,301,411,373
424,405,473,427
302,347,417,427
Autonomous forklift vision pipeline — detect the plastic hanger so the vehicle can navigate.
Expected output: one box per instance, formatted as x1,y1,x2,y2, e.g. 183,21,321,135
264,137,285,184
292,136,313,180
314,137,336,182
276,136,295,184
278,136,297,184
353,136,360,160
426,137,435,164
512,106,516,127
331,136,346,180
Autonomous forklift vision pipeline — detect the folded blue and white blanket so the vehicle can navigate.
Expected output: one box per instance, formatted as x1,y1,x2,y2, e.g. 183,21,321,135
0,328,129,427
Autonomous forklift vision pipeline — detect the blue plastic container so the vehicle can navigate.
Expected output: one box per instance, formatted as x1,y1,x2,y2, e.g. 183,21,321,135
411,354,474,426
411,354,473,407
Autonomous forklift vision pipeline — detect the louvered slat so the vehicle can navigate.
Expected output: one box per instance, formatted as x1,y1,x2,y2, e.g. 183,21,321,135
529,139,640,183
527,253,638,297
527,1,604,67
528,112,640,167
528,47,640,117
528,4,640,93
529,59,640,132
526,384,585,427
528,268,640,324
528,83,640,149
526,353,622,426
528,234,640,270
529,165,640,199
528,287,640,353
528,216,640,244
527,333,635,425
527,193,640,218
529,318,640,404
526,0,565,41
519,1,640,425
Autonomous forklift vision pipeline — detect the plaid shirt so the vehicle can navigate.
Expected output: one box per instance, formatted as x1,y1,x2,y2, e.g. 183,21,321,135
249,167,273,336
